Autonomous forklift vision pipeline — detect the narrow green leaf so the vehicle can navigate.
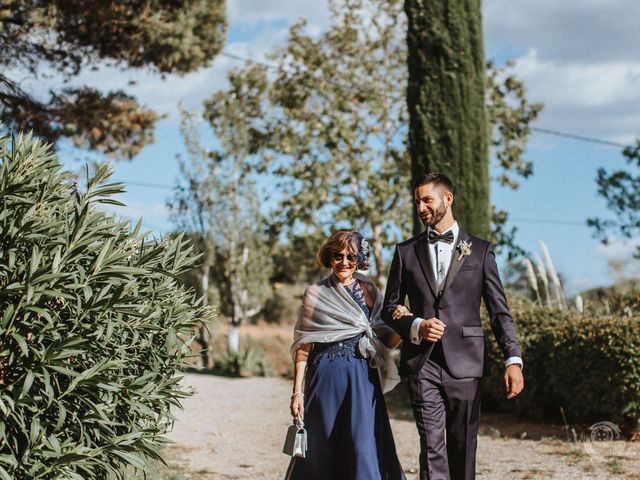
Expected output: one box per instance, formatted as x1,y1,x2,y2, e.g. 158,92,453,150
11,333,28,356
21,370,35,398
0,465,13,480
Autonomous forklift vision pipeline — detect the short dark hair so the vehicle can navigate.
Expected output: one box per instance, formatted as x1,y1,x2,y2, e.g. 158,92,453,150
413,172,454,195
316,229,370,271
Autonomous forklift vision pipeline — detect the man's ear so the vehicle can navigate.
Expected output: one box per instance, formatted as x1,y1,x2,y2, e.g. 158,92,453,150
446,191,453,206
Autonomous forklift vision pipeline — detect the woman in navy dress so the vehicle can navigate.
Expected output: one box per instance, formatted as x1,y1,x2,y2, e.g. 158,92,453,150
285,230,406,480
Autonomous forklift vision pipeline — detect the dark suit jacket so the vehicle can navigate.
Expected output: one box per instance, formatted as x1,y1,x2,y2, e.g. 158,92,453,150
382,228,522,378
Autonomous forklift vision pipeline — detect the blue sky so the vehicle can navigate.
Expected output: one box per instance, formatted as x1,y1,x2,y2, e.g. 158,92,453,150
45,1,640,295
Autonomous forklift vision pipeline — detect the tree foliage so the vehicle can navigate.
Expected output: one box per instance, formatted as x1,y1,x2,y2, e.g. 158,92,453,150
184,0,540,286
589,139,640,256
280,0,413,285
486,61,543,191
486,61,543,258
210,0,541,281
217,0,412,285
0,131,207,478
170,82,273,357
0,0,226,158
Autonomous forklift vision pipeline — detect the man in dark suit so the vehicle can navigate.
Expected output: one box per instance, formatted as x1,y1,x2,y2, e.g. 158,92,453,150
383,173,524,480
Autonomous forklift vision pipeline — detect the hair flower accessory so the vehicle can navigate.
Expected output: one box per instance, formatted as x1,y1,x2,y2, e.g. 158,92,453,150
360,238,369,256
456,240,472,261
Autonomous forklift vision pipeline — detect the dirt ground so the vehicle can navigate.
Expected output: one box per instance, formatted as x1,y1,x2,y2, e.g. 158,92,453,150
164,373,640,480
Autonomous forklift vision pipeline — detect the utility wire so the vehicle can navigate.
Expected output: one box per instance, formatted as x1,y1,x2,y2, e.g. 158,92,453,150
219,49,635,150
530,127,627,148
109,49,627,231
112,178,174,190
108,180,591,228
220,51,279,70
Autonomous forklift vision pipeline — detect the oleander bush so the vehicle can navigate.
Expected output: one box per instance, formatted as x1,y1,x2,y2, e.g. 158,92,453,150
482,303,640,428
0,132,210,478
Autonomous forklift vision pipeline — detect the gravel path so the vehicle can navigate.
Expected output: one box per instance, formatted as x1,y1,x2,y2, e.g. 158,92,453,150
165,373,640,480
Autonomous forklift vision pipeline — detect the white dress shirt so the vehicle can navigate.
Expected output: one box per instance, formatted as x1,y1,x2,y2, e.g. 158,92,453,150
408,222,523,368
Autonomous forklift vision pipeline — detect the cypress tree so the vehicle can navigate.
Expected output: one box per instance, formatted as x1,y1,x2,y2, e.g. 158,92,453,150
405,0,490,238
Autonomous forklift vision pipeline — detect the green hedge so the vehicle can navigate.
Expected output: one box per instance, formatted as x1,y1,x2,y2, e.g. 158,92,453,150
0,132,209,478
482,306,640,428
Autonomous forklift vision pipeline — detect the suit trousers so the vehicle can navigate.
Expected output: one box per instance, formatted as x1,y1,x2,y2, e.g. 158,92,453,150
407,343,481,480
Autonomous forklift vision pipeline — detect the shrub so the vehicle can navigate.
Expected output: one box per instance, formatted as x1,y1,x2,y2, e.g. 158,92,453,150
0,132,210,478
482,304,640,428
211,335,272,377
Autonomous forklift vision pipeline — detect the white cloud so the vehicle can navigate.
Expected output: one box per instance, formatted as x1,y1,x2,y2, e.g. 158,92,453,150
228,0,330,28
509,49,640,143
484,0,640,63
593,237,640,259
514,50,640,107
484,1,640,144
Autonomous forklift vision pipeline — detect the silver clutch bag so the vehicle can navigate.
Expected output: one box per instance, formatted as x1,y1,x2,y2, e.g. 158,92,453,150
283,417,307,458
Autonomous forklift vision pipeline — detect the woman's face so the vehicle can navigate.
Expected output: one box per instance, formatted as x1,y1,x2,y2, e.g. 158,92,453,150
330,247,358,283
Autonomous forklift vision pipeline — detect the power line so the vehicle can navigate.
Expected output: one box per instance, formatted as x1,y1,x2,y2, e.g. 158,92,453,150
220,51,279,70
112,178,173,190
219,49,635,151
530,127,627,148
107,50,627,232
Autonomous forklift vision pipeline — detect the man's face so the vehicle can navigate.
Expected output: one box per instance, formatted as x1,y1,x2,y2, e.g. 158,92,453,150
415,183,449,227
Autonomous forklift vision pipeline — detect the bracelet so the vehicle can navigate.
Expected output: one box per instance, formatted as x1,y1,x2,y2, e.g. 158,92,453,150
291,392,304,398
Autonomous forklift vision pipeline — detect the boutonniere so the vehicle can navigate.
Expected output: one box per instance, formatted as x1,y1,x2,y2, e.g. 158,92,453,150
456,240,472,261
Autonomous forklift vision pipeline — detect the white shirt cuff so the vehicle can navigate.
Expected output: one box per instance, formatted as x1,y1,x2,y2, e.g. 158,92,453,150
505,356,523,368
410,317,424,344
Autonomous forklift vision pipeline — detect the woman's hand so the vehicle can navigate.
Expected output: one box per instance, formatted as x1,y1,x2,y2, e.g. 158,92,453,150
290,392,304,419
290,345,310,419
392,304,412,321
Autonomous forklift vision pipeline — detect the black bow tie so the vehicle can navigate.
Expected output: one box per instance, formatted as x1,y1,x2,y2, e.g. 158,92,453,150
428,230,454,244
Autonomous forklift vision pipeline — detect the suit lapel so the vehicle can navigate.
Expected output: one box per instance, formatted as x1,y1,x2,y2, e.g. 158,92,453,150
413,234,438,297
442,229,471,294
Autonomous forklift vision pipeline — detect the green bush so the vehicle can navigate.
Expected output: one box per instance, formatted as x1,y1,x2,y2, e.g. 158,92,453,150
482,305,640,428
211,336,271,377
0,132,210,478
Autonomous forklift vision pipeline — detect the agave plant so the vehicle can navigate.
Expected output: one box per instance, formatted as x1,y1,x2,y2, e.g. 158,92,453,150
0,131,210,478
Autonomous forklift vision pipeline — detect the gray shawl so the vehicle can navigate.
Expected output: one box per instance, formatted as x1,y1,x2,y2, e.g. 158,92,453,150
290,272,400,393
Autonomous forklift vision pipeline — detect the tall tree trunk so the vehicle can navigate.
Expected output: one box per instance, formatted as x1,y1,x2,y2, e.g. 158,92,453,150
228,288,242,356
405,0,490,238
197,264,215,369
200,262,214,370
228,321,240,355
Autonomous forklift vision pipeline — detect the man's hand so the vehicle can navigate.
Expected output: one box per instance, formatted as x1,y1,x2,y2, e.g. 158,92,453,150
392,304,412,320
504,364,524,399
418,317,446,343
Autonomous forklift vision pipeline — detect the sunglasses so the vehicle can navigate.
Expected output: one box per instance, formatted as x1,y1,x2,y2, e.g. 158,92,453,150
331,253,358,264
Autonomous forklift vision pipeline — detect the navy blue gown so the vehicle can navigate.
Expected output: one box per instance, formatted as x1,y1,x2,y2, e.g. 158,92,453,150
285,280,406,480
